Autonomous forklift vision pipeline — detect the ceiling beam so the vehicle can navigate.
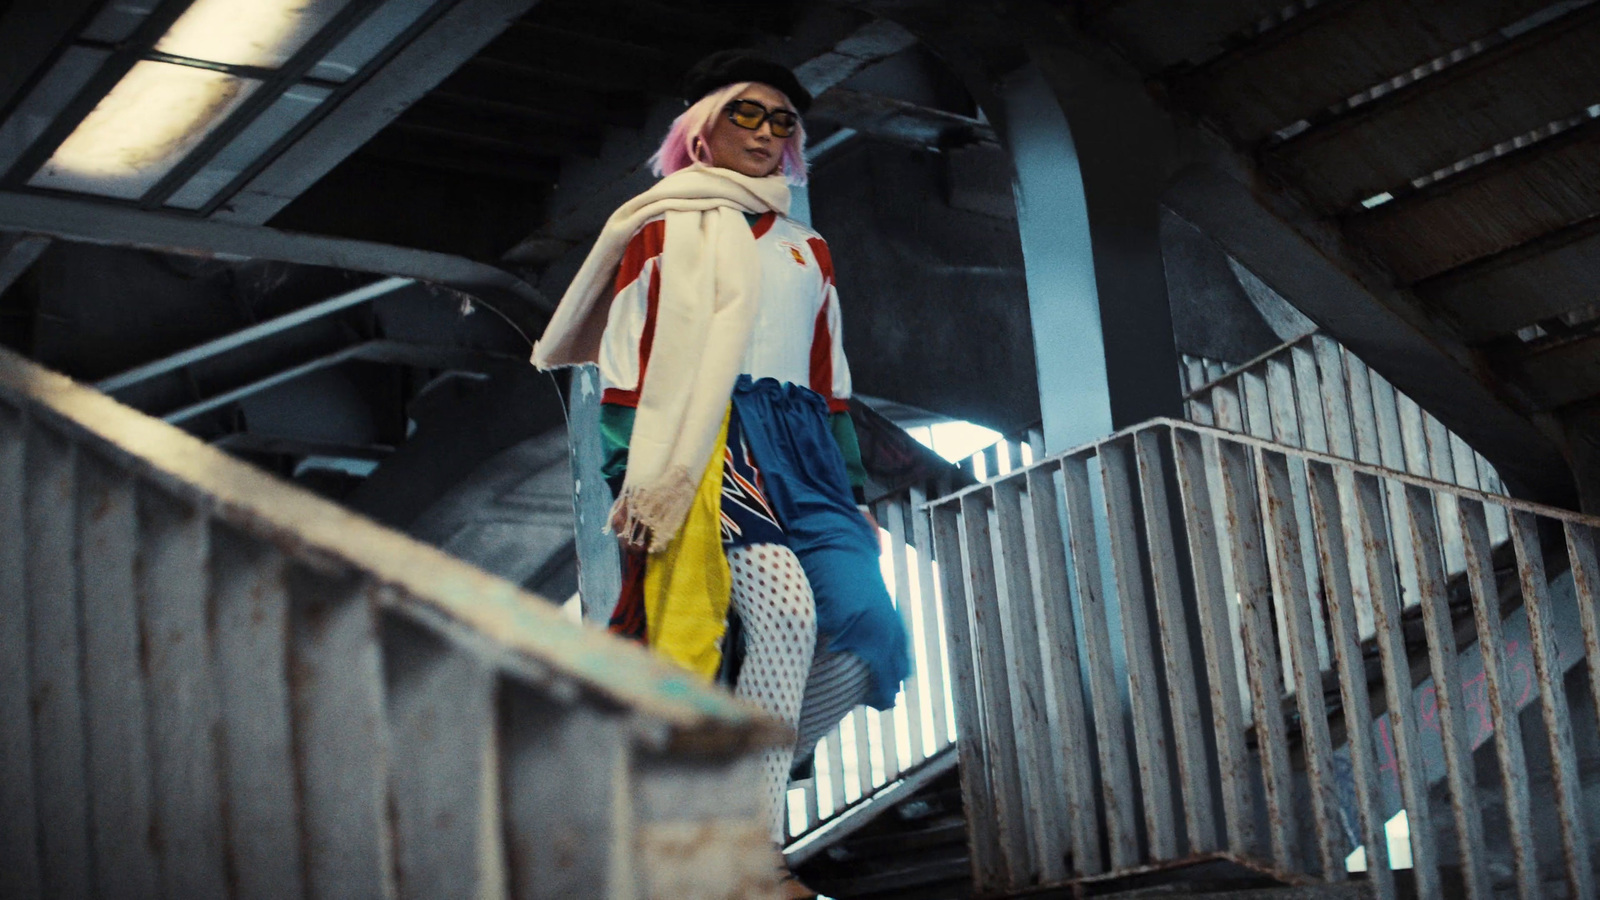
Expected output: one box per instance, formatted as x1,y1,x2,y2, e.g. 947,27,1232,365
1164,130,1573,504
214,432,396,462
842,0,1577,505
0,190,550,344
808,88,992,147
212,0,546,226
96,276,415,394
162,339,521,424
503,13,918,267
0,233,49,297
0,1,103,113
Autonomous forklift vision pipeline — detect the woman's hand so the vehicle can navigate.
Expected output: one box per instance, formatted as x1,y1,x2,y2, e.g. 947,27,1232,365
610,502,653,551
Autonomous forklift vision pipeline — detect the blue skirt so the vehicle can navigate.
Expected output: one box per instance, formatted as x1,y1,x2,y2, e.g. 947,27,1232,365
729,375,910,710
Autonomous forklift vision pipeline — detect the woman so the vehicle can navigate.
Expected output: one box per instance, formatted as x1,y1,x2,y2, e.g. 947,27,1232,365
531,50,910,867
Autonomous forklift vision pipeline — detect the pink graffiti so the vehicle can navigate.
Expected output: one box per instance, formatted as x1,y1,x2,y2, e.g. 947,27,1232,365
1461,672,1491,749
1418,686,1440,735
1377,717,1398,780
1378,631,1544,793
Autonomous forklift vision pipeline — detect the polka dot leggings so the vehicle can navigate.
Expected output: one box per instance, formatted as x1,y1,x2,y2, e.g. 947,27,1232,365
728,543,817,842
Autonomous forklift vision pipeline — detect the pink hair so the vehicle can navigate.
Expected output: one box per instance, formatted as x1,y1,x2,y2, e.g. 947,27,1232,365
649,80,809,184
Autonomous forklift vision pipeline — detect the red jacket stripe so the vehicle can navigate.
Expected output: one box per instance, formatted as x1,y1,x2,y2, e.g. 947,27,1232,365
806,237,834,285
607,220,667,408
614,219,666,294
751,211,778,240
810,298,835,404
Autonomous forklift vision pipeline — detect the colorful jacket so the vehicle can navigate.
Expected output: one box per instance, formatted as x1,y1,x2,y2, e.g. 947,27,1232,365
595,210,867,497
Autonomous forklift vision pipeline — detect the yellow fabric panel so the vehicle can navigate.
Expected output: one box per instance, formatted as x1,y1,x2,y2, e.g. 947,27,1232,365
643,413,732,679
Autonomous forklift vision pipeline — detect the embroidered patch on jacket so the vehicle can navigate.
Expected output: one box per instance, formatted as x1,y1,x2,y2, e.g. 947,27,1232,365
778,240,809,267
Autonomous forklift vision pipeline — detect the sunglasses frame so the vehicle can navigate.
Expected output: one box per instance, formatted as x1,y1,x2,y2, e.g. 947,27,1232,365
723,98,800,138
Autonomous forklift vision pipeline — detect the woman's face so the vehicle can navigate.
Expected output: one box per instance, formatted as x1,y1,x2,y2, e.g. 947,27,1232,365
704,82,794,178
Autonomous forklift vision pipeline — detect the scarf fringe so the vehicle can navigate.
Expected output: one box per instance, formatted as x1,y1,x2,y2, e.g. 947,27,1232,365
608,464,698,552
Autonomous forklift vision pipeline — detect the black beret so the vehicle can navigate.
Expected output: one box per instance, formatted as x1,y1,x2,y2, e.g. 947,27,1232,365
681,50,812,114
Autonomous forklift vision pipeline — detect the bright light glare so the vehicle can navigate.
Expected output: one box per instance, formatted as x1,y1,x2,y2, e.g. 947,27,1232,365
31,61,256,198
156,0,353,68
904,420,1003,463
1345,809,1414,873
1386,809,1413,869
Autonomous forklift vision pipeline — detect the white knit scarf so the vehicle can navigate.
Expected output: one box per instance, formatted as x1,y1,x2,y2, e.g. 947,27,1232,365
531,165,792,550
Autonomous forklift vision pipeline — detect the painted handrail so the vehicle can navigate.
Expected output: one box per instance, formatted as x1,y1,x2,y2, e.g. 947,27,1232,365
928,416,1599,900
0,345,788,899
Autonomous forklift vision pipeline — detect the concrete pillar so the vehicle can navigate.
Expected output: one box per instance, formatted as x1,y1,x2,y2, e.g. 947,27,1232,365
1001,61,1182,453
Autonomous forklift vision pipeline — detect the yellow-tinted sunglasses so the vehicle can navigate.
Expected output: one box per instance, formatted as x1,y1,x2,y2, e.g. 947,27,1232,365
724,99,800,139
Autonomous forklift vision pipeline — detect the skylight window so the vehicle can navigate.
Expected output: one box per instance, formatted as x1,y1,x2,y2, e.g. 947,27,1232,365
155,0,355,69
17,0,379,202
30,61,258,198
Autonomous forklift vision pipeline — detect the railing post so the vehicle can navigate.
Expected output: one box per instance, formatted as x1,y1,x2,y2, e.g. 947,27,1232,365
993,478,1069,881
1354,473,1441,897
383,617,503,898
1099,439,1177,861
138,488,230,899
632,750,773,899
502,684,634,899
960,489,1037,886
910,485,951,752
211,528,305,900
884,498,922,769
287,568,395,900
1459,499,1538,899
931,500,1005,890
1061,455,1139,870
1306,462,1396,900
569,365,621,624
1403,486,1491,899
0,404,39,897
78,453,161,899
1171,430,1254,858
1257,451,1342,879
1509,511,1596,900
1216,441,1295,869
1134,429,1213,856
1023,463,1102,874
26,427,93,899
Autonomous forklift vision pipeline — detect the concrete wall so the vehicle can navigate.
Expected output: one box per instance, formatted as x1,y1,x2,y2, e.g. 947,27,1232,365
810,137,1040,435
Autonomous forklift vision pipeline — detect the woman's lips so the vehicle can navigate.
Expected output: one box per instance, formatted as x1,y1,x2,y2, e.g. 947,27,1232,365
747,147,773,161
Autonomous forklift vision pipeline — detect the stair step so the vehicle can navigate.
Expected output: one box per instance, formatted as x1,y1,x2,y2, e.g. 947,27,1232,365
814,856,973,897
1095,885,1372,900
832,818,967,859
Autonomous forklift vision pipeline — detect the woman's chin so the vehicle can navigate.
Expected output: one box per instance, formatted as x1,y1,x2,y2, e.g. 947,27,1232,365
717,158,781,178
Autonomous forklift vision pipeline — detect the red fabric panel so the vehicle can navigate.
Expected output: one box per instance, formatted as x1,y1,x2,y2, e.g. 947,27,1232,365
632,267,662,395
807,236,834,285
609,220,667,403
601,387,640,407
810,298,834,401
751,211,778,239
807,236,841,403
607,548,649,642
614,219,666,293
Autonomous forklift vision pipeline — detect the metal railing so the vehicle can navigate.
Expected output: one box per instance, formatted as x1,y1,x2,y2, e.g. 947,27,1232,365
0,345,790,900
927,416,1600,899
1179,333,1507,497
781,431,1051,849
782,480,963,845
784,332,1523,856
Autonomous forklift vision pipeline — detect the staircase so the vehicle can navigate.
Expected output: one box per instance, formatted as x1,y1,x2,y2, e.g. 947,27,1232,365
787,333,1600,900
0,346,789,899
927,411,1599,899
